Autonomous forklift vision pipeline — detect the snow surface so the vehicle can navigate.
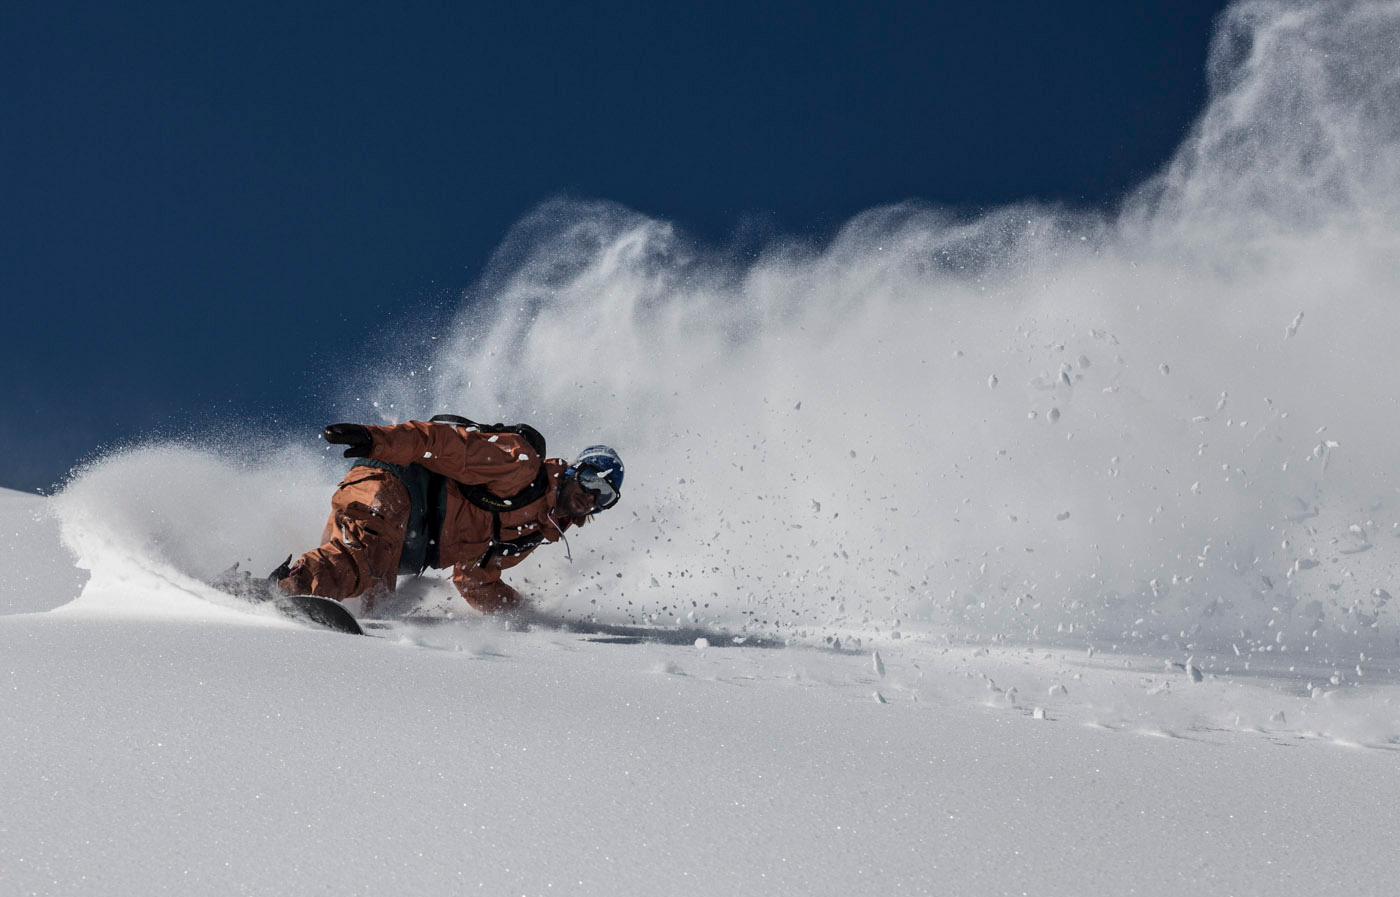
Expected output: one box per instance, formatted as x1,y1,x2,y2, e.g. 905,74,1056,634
10,2,1400,893
6,482,1400,897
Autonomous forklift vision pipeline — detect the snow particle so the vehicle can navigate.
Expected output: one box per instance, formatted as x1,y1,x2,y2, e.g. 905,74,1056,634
873,651,886,678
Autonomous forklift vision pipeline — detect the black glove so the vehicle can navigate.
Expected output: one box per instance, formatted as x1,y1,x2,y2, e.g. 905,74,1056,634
267,554,294,581
322,423,374,458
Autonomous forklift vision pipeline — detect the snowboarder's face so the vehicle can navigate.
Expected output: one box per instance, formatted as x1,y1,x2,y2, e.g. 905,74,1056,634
558,477,599,518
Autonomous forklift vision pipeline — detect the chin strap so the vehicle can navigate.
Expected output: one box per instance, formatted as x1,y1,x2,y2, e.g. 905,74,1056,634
547,510,573,563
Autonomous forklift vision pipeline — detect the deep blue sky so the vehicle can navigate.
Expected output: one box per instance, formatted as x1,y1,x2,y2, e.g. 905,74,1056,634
3,0,1228,492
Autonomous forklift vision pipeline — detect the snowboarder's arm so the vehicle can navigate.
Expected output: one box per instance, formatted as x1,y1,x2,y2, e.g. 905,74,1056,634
362,421,542,495
452,564,521,613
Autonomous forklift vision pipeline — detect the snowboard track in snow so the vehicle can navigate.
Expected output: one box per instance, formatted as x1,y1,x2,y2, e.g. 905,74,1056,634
364,609,791,649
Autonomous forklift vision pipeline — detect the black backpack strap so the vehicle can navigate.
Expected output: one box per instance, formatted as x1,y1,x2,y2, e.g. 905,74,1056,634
475,511,546,568
457,468,551,514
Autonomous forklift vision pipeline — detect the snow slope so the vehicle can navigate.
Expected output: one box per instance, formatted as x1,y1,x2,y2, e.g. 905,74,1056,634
5,483,1400,897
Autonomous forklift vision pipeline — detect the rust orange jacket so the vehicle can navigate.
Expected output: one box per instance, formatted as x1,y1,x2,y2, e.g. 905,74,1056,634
364,420,578,593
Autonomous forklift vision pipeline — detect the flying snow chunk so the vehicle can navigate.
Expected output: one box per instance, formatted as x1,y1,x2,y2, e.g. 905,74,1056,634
874,691,888,704
873,651,886,678
694,638,710,649
1286,311,1304,339
1160,363,1171,376
988,374,998,389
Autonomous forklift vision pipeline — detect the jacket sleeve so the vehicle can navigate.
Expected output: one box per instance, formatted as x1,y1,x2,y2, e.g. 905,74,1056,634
452,564,521,613
365,421,541,496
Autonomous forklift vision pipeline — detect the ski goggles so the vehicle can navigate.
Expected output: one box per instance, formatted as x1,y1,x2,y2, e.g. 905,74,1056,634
575,464,620,511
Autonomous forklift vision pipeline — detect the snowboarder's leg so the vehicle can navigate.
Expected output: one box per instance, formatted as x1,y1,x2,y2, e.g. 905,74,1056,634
278,468,410,607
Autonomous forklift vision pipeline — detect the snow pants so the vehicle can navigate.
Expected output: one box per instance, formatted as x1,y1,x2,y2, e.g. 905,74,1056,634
278,466,411,606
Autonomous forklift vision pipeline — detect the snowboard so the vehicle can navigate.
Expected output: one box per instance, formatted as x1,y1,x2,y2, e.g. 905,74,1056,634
274,594,364,635
209,562,364,635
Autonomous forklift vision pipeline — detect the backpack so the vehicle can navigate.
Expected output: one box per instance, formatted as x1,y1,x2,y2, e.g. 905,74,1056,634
426,414,550,513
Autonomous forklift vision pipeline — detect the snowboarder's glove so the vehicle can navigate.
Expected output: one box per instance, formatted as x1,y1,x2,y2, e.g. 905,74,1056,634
323,423,374,458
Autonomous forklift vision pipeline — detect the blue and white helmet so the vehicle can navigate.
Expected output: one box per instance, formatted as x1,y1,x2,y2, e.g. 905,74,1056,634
570,445,624,511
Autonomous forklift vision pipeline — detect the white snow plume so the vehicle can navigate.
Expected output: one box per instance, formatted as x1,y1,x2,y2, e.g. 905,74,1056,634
1124,0,1400,245
52,442,336,619
351,0,1400,656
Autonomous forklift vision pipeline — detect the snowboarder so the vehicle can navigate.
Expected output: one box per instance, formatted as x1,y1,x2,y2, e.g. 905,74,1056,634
272,416,623,614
